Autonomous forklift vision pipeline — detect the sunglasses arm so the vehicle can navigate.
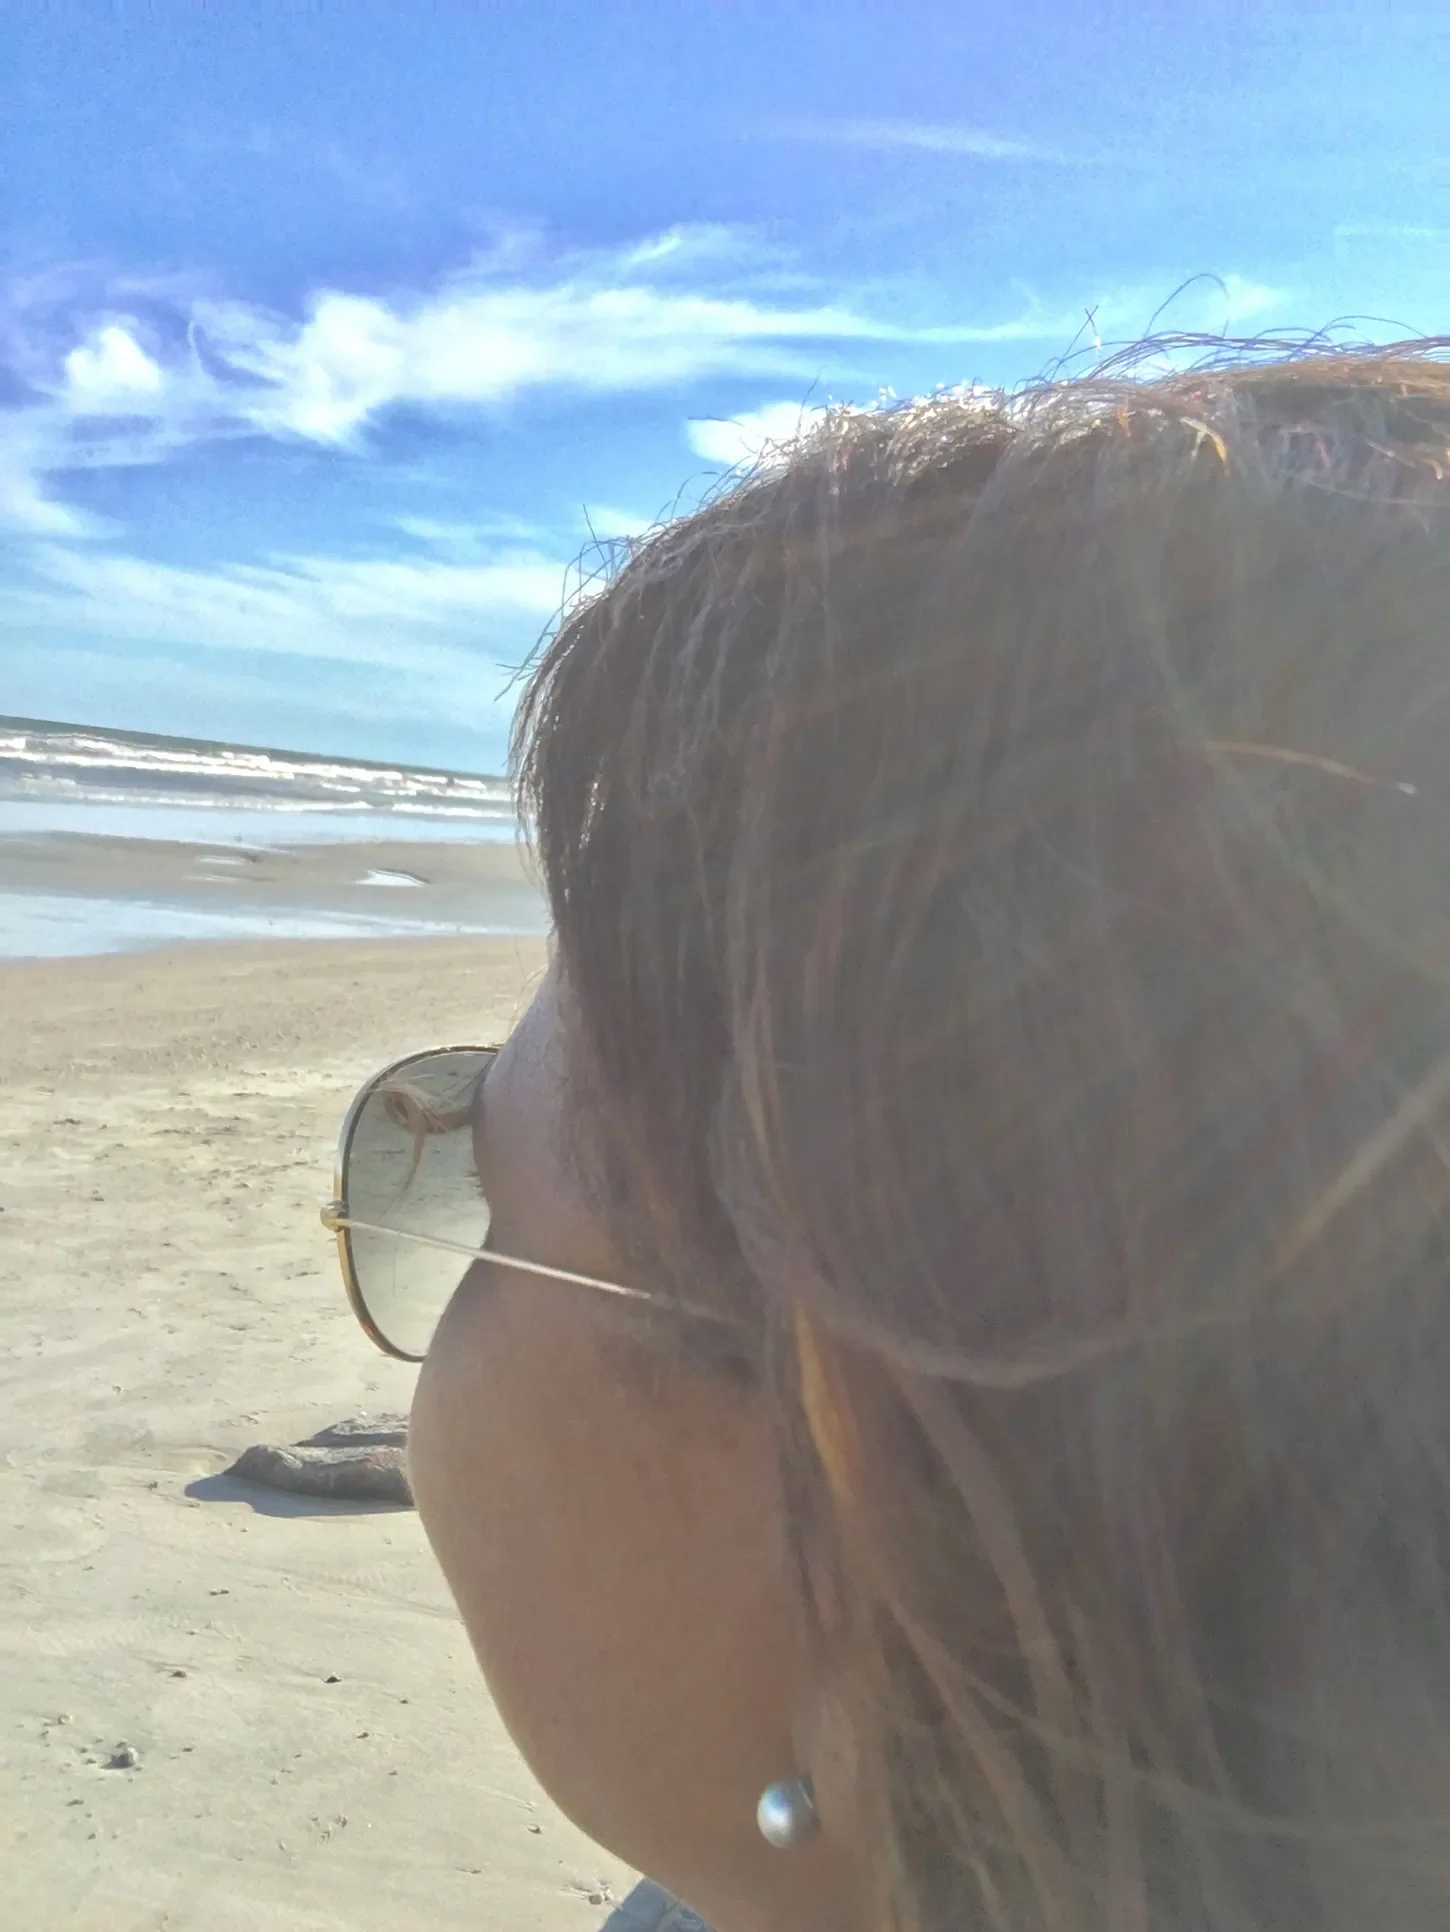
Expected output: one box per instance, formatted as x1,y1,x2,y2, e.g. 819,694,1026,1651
321,1201,663,1307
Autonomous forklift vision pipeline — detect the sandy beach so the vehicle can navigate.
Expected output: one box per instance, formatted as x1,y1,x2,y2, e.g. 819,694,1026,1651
0,935,654,1930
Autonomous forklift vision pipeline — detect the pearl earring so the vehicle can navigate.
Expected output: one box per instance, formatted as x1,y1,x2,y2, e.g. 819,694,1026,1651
756,1775,818,1849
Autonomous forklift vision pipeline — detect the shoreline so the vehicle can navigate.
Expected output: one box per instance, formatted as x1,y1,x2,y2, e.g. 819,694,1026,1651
0,829,548,958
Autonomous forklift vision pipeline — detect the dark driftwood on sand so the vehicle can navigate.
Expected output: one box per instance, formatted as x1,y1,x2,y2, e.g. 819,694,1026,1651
225,1416,412,1505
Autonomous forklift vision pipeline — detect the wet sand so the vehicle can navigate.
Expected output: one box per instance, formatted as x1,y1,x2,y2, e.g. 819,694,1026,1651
0,936,648,1931
0,831,547,956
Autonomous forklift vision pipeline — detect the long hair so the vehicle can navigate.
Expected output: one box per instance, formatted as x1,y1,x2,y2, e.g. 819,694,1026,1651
517,341,1450,1929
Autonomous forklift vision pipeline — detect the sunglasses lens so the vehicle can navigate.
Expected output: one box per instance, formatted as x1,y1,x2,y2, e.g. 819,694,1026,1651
342,1049,494,1359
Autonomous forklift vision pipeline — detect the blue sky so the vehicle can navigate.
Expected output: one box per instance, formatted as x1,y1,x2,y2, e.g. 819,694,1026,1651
1,2,1445,773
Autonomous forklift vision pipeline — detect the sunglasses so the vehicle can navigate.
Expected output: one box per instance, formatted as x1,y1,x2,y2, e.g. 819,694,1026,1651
321,1045,720,1362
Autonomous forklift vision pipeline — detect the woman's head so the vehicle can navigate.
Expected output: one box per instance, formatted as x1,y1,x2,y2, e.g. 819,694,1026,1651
410,343,1450,1930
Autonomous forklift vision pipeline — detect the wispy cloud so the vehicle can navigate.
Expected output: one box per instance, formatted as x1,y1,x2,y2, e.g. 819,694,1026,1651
14,229,907,449
1333,222,1450,243
578,503,657,541
0,471,92,539
14,227,1165,462
0,249,1294,561
187,268,1275,445
4,229,1292,500
189,277,897,443
0,223,1294,703
685,399,830,467
0,411,112,538
4,538,574,673
781,118,1075,164
394,512,552,551
0,478,84,538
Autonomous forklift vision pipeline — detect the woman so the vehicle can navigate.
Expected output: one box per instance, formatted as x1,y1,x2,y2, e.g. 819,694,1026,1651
365,344,1450,1928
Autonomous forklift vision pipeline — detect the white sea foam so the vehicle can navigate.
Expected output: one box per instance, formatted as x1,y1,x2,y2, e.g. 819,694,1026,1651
0,890,523,960
0,800,514,845
0,717,519,841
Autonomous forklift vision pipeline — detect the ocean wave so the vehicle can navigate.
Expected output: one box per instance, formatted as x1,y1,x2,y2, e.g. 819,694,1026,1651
0,716,517,830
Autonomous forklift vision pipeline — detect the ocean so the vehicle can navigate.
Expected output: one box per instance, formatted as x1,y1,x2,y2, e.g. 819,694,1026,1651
0,717,542,959
0,715,519,845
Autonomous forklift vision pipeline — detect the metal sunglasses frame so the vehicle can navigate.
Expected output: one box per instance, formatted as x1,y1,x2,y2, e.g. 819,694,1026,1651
321,1044,728,1362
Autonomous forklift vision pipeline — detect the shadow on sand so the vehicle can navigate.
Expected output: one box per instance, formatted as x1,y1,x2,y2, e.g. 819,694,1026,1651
184,1471,410,1519
600,1880,709,1931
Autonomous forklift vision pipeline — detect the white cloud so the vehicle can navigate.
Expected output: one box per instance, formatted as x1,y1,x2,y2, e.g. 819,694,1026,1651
4,539,573,673
1123,273,1287,343
8,229,1295,479
0,457,92,538
1211,274,1285,324
783,119,1074,164
685,400,831,467
156,229,1210,447
0,229,1298,610
673,283,1290,470
0,415,102,537
395,512,550,551
1333,223,1450,243
1043,276,1290,352
267,548,569,625
579,503,656,540
5,640,521,750
394,506,658,564
609,224,777,275
63,323,165,413
192,278,898,443
0,228,1310,765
